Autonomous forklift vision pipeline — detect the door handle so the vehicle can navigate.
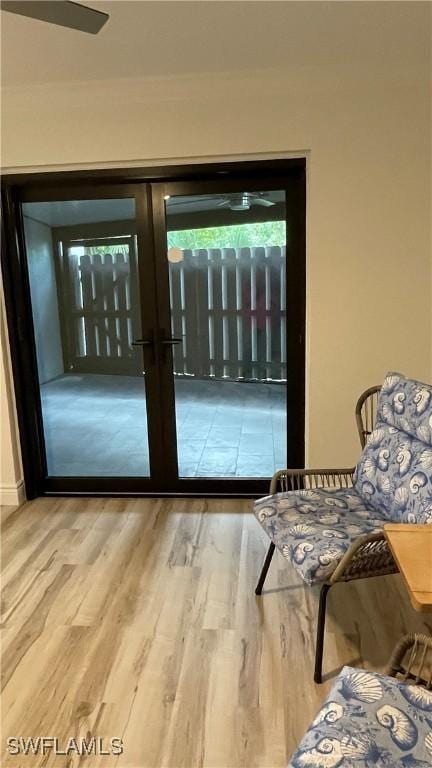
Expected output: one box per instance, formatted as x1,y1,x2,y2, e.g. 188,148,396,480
131,332,156,364
161,337,182,345
131,339,153,347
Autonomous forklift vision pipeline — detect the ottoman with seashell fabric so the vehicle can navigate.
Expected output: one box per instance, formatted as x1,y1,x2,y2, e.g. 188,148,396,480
254,372,432,683
288,634,432,767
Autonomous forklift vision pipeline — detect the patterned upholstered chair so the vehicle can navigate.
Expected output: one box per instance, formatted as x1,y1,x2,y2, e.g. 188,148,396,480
254,372,432,683
288,633,432,767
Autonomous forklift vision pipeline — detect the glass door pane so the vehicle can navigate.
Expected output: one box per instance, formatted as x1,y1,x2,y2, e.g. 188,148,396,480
164,189,288,478
22,197,151,477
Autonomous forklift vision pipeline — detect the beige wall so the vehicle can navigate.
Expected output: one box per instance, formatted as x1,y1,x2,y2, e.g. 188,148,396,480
1,63,431,489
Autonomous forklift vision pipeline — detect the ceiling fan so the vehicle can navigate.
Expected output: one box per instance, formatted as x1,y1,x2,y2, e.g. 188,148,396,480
1,1,109,34
217,193,276,211
165,192,277,214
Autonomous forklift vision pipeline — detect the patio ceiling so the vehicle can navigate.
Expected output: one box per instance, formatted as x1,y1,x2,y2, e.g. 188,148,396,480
23,192,286,228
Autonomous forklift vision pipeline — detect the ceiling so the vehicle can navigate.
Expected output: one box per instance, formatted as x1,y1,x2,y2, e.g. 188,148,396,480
22,199,135,226
22,191,285,226
1,1,429,87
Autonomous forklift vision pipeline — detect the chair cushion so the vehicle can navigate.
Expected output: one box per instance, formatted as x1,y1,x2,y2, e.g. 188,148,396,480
254,488,386,585
377,371,432,446
354,426,432,524
288,665,432,767
354,372,432,523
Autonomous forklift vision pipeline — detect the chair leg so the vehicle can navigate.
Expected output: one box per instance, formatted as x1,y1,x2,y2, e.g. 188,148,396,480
314,583,331,684
255,542,276,595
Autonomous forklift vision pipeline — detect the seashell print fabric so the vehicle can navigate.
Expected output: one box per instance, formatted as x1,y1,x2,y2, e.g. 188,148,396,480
289,666,432,767
378,372,432,444
253,373,432,585
354,372,432,523
254,488,385,585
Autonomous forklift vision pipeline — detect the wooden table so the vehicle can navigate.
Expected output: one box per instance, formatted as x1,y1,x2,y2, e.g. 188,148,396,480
384,524,432,612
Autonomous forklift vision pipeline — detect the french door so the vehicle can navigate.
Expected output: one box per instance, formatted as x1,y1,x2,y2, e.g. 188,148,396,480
2,161,305,497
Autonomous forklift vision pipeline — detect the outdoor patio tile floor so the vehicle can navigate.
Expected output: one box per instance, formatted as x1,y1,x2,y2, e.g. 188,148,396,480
41,374,287,478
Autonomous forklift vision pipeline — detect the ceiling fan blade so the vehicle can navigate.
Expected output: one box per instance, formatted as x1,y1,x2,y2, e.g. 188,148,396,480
1,1,109,34
252,198,275,207
166,196,225,207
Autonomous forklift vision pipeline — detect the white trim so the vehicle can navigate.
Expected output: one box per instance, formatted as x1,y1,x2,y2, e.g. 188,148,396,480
0,480,25,506
1,149,309,176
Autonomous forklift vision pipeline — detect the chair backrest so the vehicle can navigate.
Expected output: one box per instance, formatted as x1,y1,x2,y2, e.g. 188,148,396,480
355,385,382,448
354,372,432,524
387,633,432,689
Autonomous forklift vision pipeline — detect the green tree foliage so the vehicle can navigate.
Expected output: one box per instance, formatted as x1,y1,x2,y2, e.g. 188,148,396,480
167,221,286,250
86,244,129,256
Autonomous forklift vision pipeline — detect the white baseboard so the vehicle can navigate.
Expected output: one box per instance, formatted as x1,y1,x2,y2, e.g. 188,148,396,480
0,480,26,506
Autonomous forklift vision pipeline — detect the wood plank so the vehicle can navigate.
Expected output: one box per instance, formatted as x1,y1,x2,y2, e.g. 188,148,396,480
196,249,210,377
253,247,267,380
92,252,106,357
182,251,199,376
2,497,431,767
169,259,185,375
223,248,238,379
79,253,97,358
210,249,224,378
114,252,130,358
270,246,283,380
103,252,119,358
239,248,252,380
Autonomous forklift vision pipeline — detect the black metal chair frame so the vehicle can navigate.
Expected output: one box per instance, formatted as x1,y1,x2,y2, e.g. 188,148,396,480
255,385,399,685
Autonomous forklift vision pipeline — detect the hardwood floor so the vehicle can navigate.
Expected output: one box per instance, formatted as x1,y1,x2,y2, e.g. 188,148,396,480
2,497,431,767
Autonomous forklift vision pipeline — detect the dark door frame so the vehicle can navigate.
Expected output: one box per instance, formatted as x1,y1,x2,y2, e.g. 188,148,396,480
1,158,306,499
2,182,170,496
